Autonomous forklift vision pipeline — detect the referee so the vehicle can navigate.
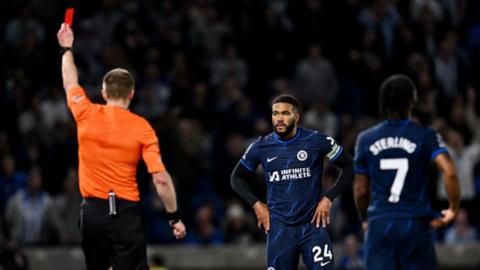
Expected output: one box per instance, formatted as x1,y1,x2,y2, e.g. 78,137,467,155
57,23,186,270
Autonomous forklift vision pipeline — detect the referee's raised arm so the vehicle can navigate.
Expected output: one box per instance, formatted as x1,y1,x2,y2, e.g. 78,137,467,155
57,23,79,92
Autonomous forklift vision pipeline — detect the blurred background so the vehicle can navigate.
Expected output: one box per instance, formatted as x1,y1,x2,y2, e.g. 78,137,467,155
0,0,480,269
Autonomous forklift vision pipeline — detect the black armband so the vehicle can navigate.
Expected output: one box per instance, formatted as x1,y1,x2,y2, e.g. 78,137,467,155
60,47,72,55
167,210,180,225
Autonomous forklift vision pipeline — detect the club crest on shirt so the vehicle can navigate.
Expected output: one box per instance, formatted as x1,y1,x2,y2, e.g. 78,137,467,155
297,150,308,161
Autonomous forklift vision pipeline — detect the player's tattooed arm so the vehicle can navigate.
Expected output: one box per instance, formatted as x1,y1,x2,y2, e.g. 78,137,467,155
354,174,370,222
57,23,80,93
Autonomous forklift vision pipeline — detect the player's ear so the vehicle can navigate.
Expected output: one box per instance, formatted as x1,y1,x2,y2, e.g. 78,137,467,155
128,89,135,100
101,89,108,101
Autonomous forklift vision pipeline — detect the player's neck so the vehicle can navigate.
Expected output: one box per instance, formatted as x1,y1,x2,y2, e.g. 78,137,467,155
106,99,130,109
385,112,411,122
386,117,409,122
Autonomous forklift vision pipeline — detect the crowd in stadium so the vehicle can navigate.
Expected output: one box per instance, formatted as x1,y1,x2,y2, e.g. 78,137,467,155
1,0,480,267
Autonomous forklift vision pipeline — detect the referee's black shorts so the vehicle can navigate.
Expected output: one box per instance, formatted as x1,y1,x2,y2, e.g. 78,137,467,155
79,197,148,270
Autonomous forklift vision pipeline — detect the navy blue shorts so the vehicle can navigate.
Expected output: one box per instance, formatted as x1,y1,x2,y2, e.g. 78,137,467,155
365,218,436,270
267,218,334,270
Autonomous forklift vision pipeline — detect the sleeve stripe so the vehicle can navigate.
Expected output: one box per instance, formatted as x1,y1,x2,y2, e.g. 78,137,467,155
240,159,255,171
328,146,343,162
431,148,448,160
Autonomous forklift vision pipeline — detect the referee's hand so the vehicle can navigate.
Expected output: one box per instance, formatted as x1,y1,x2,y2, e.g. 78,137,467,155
171,220,187,239
57,23,74,48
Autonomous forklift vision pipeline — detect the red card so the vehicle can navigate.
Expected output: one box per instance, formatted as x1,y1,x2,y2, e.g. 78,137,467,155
64,8,74,27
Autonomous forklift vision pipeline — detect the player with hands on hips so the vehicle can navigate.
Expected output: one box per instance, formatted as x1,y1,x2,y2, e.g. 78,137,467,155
231,94,354,270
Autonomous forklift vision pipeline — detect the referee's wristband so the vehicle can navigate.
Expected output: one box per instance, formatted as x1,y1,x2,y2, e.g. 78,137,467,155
167,211,180,225
60,47,72,55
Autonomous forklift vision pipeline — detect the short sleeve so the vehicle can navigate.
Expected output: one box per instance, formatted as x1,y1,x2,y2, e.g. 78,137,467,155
354,132,368,174
66,86,95,121
322,135,343,162
425,129,448,161
141,122,166,173
240,138,261,171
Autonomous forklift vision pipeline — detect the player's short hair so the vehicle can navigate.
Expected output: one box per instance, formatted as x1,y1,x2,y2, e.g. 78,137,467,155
103,68,135,99
379,74,417,119
272,94,302,113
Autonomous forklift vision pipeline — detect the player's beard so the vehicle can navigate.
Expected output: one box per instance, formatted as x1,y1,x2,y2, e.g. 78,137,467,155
274,122,296,139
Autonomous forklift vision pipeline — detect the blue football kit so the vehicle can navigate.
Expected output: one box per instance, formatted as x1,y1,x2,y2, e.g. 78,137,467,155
354,119,448,270
241,128,343,270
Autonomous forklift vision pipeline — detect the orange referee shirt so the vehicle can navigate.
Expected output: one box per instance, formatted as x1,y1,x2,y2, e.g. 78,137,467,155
67,86,165,202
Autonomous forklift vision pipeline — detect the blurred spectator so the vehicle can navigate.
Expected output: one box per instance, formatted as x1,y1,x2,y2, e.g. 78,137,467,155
294,44,338,108
17,95,48,143
0,156,27,215
186,203,224,245
134,63,171,119
4,7,45,49
39,87,69,130
252,118,270,137
169,52,195,106
358,0,400,61
180,82,214,127
445,209,477,245
170,117,211,201
438,129,479,201
4,167,55,245
303,99,338,136
51,168,81,244
349,30,384,115
337,234,365,270
86,0,123,49
223,201,258,245
434,32,465,102
412,0,443,58
212,133,250,200
411,0,443,23
466,87,480,143
215,78,242,113
188,3,232,59
210,45,248,89
413,62,440,118
447,96,472,143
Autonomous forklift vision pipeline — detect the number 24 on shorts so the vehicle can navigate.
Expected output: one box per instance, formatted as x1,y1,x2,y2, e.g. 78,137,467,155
312,244,333,264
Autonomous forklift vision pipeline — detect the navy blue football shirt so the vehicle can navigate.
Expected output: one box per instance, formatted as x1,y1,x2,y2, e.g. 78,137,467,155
241,128,343,225
354,119,447,220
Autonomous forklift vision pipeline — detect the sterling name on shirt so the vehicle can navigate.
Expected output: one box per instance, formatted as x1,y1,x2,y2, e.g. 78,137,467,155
268,167,312,182
369,137,417,156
